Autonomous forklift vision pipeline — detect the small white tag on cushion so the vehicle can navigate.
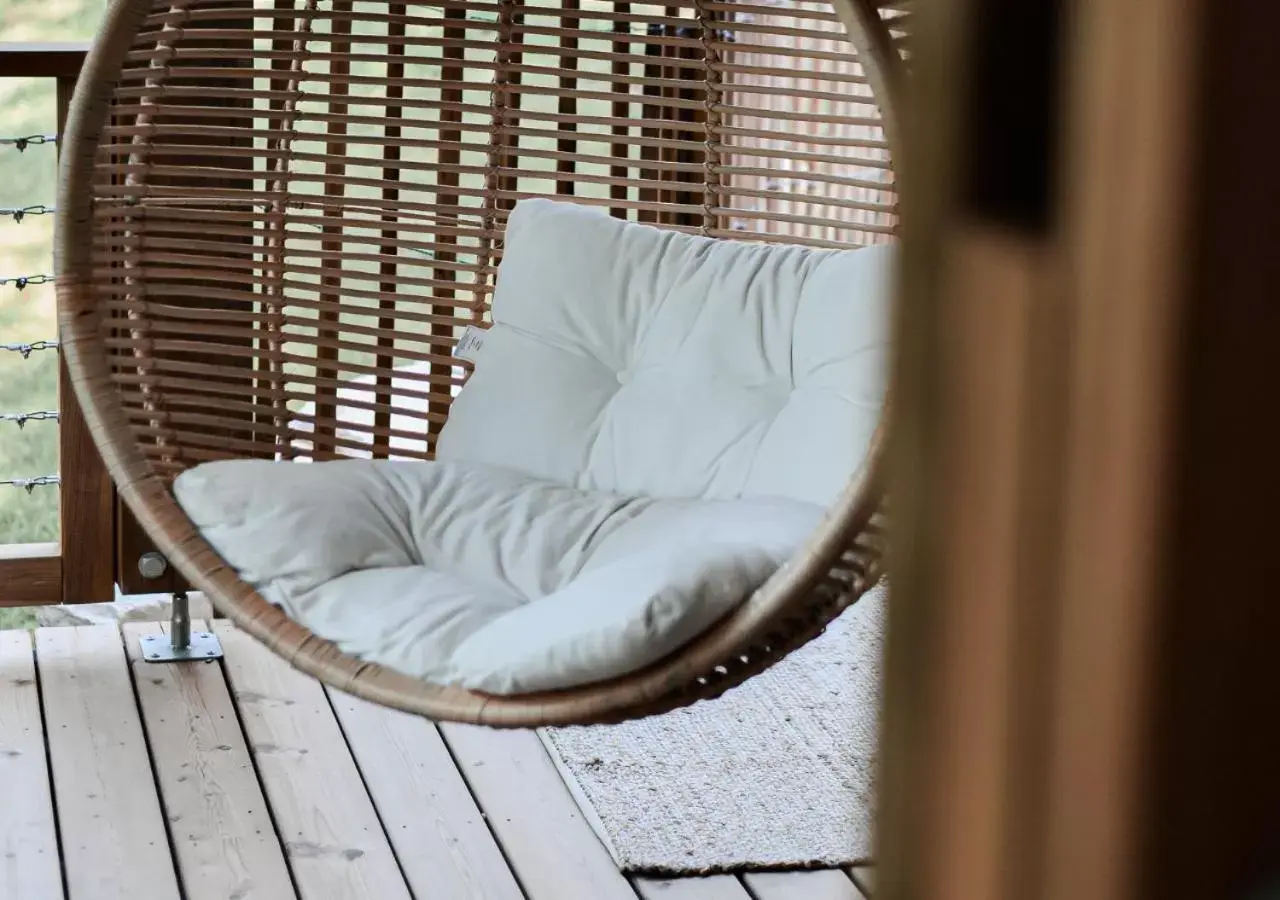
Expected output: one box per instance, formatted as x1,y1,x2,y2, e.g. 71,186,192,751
454,325,488,364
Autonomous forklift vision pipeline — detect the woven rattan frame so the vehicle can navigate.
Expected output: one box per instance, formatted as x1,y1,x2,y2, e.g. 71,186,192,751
56,0,908,726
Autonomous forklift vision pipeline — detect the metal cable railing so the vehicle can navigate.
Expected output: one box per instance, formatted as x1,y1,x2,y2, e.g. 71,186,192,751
0,474,61,493
1,339,59,357
2,130,62,525
1,273,53,290
1,134,56,152
1,410,59,428
2,44,112,603
1,204,56,223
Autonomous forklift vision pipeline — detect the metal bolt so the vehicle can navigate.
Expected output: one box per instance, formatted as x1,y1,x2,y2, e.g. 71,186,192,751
138,551,169,580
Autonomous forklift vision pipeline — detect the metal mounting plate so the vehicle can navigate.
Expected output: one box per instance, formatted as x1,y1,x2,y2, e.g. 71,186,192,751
140,631,224,663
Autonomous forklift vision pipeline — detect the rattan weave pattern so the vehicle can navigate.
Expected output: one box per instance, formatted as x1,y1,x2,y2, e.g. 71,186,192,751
57,0,907,725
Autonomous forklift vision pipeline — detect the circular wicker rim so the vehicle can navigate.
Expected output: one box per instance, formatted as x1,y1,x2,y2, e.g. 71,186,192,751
55,0,904,727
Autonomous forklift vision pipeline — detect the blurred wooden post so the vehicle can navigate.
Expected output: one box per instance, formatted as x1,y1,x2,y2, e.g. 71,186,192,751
877,0,1280,899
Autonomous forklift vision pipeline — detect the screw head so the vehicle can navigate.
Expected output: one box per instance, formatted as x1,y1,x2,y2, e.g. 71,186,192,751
138,551,169,580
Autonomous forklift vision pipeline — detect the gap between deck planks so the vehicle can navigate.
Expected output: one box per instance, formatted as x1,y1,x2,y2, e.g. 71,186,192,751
0,622,875,900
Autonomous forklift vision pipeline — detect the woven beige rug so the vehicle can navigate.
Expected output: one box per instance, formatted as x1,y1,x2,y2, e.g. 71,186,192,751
539,581,886,875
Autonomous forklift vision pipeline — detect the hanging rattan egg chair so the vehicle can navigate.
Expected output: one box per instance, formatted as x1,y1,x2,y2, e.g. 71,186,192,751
56,0,908,726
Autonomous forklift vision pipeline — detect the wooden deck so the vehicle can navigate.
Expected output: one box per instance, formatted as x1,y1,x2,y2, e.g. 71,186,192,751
0,621,875,900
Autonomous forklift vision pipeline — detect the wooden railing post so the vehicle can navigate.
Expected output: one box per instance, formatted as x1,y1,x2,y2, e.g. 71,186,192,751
56,70,117,604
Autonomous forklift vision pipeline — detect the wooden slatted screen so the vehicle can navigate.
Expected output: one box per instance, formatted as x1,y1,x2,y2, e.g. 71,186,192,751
89,0,899,469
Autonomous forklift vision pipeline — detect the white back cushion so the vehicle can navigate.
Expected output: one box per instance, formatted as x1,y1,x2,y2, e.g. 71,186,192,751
437,199,894,507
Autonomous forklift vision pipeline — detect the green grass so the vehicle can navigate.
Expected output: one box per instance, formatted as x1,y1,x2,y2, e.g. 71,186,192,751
0,607,39,631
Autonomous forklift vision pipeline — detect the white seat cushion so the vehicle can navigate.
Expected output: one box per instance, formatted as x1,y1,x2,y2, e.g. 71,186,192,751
174,199,894,693
176,458,822,694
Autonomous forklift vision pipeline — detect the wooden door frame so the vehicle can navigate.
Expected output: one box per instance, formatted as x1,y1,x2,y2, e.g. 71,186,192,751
876,1,1280,899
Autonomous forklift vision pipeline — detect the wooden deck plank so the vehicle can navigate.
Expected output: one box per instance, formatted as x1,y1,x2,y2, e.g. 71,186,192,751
36,625,181,900
848,865,875,896
743,869,864,900
440,722,638,900
212,623,411,900
125,621,296,900
327,687,525,900
0,630,62,900
633,875,753,899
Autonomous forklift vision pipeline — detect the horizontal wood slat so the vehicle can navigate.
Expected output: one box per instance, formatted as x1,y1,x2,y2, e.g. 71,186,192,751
0,547,61,608
0,43,89,78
